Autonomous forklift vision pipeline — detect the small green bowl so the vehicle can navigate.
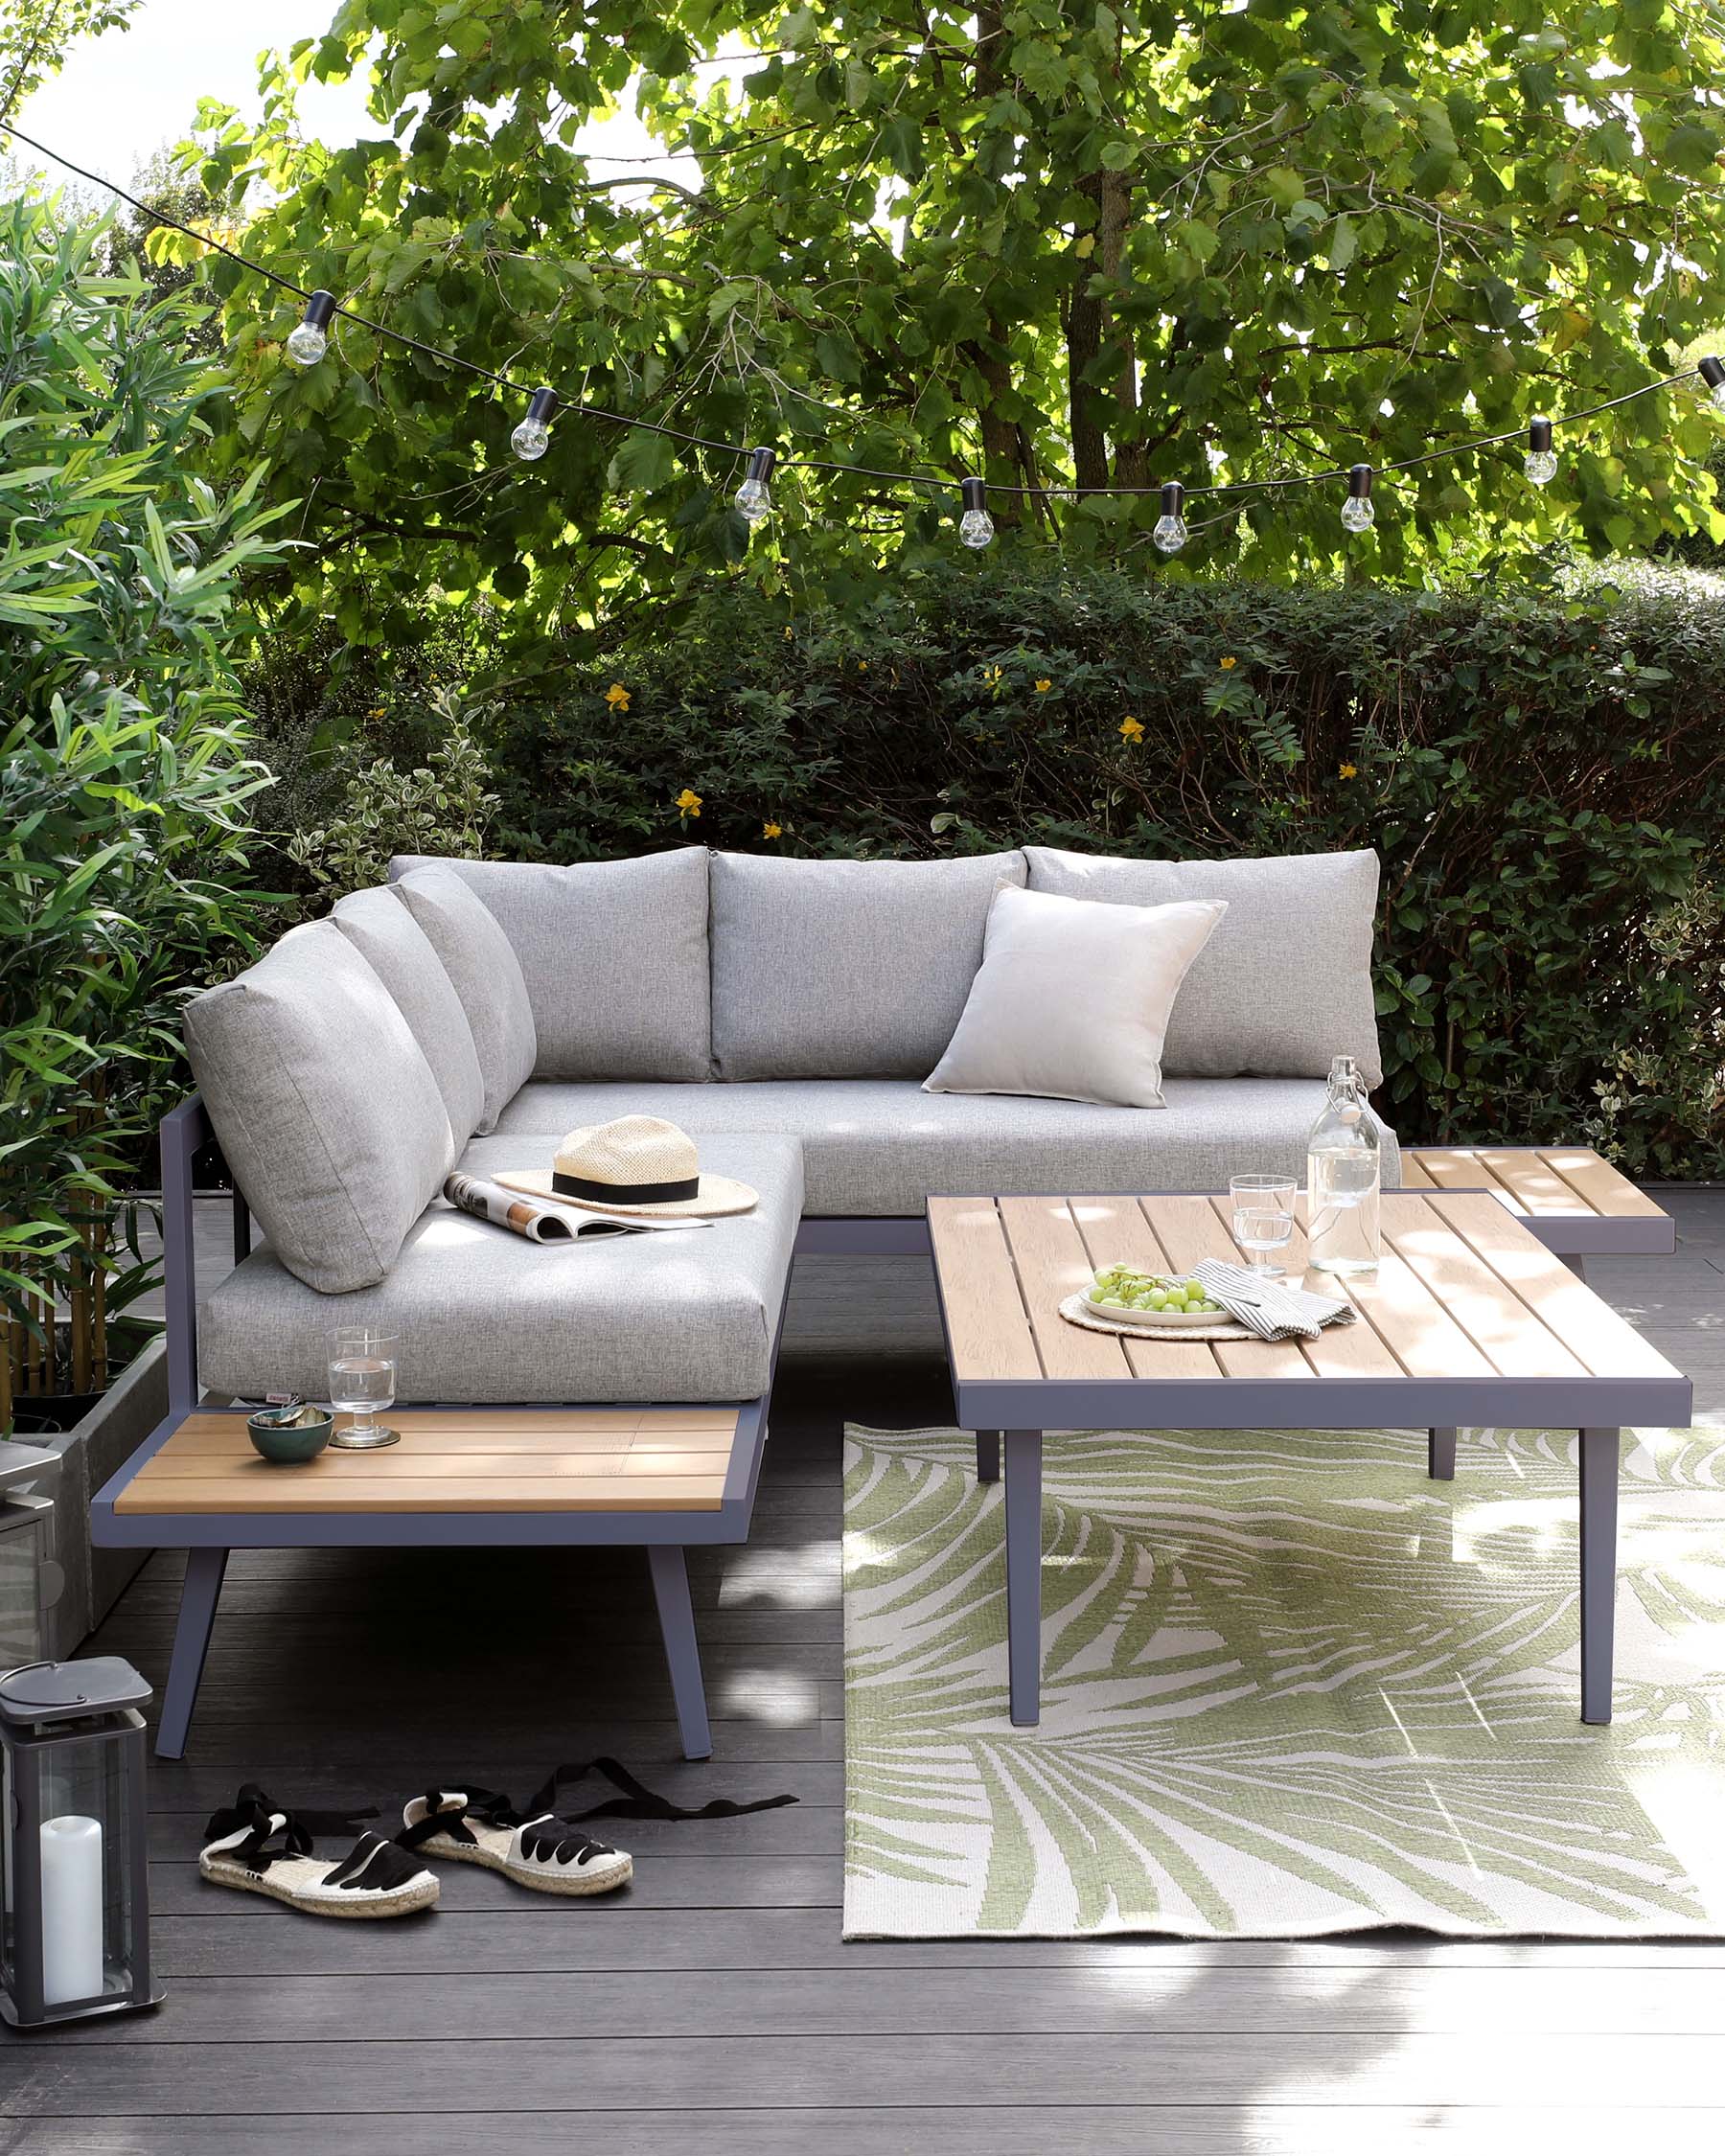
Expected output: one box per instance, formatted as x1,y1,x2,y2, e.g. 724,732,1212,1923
246,1406,334,1464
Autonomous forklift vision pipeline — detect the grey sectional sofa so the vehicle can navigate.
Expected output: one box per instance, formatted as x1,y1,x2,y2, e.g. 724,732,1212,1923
180,845,1396,1406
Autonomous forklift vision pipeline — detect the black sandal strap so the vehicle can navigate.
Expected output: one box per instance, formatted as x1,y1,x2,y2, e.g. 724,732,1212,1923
202,1783,379,1875
523,1757,798,1825
397,1786,513,1853
325,1830,432,1893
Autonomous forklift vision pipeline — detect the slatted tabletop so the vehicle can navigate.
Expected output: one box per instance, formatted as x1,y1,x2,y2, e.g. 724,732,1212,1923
928,1189,1689,1430
1401,1146,1672,1255
113,1407,746,1516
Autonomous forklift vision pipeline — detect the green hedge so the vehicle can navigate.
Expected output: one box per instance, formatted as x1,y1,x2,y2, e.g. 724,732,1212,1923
474,561,1723,1179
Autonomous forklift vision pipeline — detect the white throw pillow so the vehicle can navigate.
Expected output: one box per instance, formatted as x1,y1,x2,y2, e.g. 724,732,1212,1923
924,885,1227,1109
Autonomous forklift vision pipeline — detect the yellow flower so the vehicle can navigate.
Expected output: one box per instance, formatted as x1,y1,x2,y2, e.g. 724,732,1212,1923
676,788,702,817
371,704,386,718
1118,715,1145,743
982,663,1002,684
857,659,869,672
762,820,783,839
605,682,631,711
1219,654,1237,670
1339,762,1358,779
1034,677,1052,694
783,626,794,640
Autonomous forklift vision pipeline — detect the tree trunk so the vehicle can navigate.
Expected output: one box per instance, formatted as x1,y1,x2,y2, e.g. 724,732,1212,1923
1068,174,1108,493
1098,170,1145,491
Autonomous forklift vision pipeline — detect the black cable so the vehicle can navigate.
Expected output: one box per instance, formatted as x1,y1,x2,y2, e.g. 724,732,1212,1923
1,114,1702,507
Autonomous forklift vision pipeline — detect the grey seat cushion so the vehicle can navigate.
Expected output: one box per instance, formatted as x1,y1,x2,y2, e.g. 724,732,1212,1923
392,865,538,1132
1024,847,1384,1086
390,850,711,1083
333,886,486,1147
492,1077,1399,1217
708,850,1027,1080
183,922,454,1294
199,1135,802,1405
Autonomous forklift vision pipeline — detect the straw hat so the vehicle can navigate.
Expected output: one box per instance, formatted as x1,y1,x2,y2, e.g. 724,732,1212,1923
495,1115,758,1219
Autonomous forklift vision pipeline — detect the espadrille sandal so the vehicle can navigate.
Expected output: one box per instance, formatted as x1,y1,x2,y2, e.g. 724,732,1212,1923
398,1781,634,1896
397,1756,799,1898
200,1785,439,1918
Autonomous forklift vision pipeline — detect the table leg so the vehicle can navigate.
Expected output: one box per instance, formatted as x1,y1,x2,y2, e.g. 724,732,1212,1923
157,1547,228,1759
975,1431,1000,1483
1428,1427,1458,1480
1003,1430,1044,1728
648,1544,712,1761
1579,1428,1621,1726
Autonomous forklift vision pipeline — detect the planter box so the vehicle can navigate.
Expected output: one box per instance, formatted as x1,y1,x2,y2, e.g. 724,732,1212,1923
16,1338,167,1656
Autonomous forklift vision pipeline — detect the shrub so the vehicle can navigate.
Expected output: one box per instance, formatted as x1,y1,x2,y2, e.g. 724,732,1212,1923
0,206,284,1422
484,557,1725,1179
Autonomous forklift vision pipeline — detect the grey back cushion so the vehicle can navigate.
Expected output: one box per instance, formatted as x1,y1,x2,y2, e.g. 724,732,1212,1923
709,850,1028,1080
183,921,453,1294
389,851,710,1084
1024,847,1384,1085
391,866,539,1133
333,885,486,1149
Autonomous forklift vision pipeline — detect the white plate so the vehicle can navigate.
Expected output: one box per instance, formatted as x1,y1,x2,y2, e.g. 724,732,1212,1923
1083,1294,1226,1329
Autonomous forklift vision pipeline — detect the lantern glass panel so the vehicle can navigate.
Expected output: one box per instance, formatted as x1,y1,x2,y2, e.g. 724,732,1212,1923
3,1729,139,2012
0,1499,50,1666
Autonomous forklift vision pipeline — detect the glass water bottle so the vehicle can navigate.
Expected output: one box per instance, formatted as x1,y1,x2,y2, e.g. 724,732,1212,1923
1305,1054,1381,1276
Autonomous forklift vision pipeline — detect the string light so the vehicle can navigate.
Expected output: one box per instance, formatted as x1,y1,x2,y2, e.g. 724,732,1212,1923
1152,480,1188,555
1341,463,1375,534
735,446,776,523
958,476,994,549
1525,418,1557,488
286,289,334,367
510,387,557,461
1,118,1720,548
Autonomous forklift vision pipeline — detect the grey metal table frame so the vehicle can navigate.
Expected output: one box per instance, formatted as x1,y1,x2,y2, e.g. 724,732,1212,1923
90,1096,783,1762
933,1197,1692,1734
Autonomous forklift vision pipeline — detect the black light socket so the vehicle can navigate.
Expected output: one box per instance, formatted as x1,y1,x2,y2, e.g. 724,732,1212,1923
744,446,777,486
524,386,558,426
961,476,987,515
300,289,336,333
1699,356,1725,392
1529,417,1553,454
1346,463,1373,499
1160,480,1184,516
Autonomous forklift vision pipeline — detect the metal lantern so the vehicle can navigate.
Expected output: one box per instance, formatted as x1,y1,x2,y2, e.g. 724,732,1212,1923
0,1440,64,1669
0,1656,161,2027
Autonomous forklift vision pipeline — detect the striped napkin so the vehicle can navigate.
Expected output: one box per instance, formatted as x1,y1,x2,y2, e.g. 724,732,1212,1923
1190,1259,1358,1342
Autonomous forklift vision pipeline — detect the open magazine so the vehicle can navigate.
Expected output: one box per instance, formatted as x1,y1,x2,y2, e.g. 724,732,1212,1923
442,1172,711,1243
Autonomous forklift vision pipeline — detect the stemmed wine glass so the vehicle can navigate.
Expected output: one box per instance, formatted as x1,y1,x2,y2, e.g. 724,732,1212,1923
328,1326,400,1450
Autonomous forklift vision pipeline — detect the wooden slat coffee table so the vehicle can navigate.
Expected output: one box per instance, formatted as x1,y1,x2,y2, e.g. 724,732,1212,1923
928,1190,1690,1731
1401,1145,1673,1268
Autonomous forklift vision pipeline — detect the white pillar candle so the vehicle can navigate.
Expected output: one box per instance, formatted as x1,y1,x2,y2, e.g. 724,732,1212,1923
40,1815,104,2007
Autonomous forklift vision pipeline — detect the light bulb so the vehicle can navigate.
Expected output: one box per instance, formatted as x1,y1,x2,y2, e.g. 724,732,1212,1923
1702,357,1725,409
1341,463,1375,533
287,290,335,367
735,447,776,524
511,387,557,463
1152,480,1187,554
958,475,994,548
1525,418,1556,486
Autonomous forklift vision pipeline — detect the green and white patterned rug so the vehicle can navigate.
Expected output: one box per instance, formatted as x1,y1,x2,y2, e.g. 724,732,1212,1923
842,1421,1725,1938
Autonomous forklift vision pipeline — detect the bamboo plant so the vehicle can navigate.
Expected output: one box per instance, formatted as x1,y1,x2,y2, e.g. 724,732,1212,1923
0,203,285,1429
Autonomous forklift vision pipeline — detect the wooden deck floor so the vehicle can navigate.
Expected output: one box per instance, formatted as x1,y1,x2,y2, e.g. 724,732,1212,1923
3,1192,1723,2150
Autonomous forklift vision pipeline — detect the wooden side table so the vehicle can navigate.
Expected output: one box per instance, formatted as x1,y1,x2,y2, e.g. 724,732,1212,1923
1401,1146,1672,1271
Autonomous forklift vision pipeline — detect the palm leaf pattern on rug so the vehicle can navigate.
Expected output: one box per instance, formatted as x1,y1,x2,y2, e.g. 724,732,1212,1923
843,1422,1725,1938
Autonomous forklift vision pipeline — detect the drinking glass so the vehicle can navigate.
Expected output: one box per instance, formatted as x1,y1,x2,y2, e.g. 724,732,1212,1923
327,1327,400,1450
1230,1174,1297,1276
1232,1206,1294,1275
